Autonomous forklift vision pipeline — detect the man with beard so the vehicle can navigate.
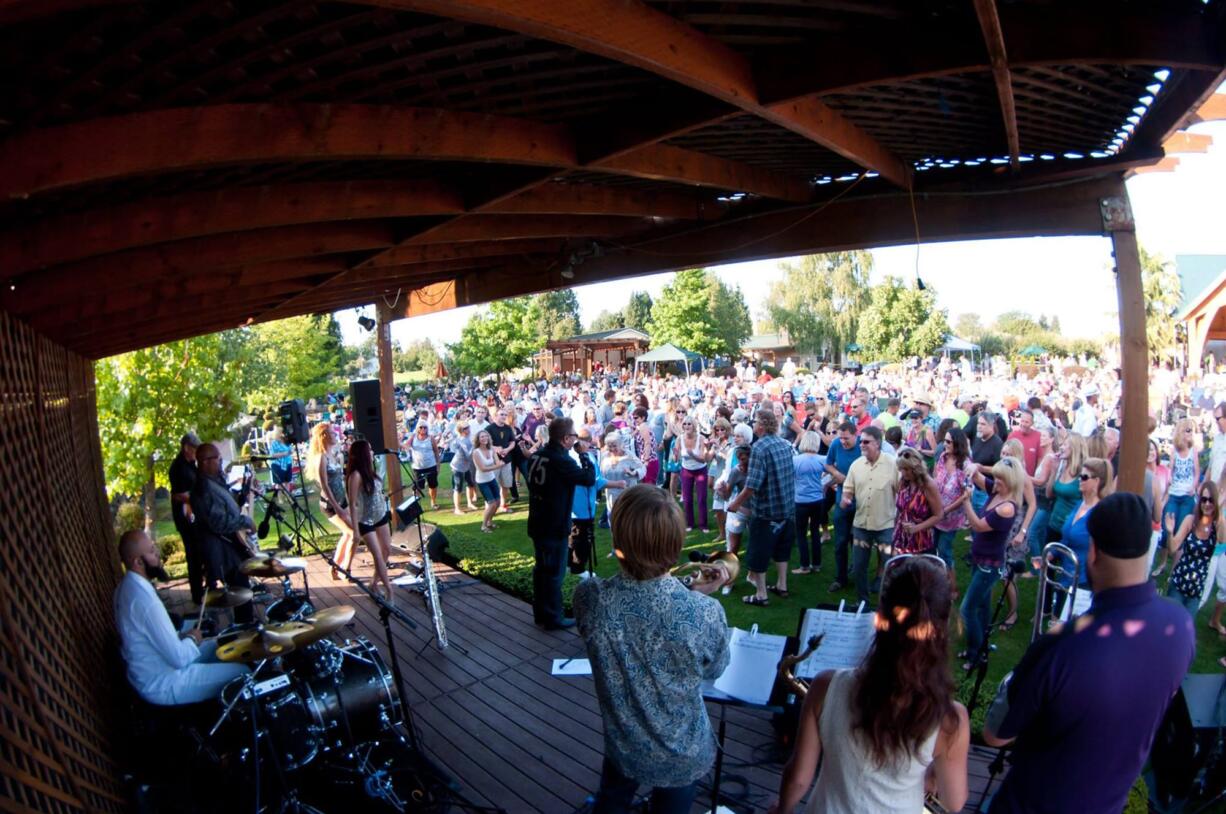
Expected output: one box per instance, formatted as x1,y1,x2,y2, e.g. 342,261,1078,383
191,443,257,622
113,530,249,705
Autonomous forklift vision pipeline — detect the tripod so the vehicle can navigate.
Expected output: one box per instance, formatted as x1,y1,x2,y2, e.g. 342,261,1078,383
388,457,455,653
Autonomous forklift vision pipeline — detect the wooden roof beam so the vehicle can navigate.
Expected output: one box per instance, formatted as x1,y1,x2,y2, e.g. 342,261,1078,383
755,4,1225,102
1162,132,1213,154
0,181,721,275
972,0,1019,170
372,0,911,188
1,222,397,315
0,105,576,200
0,180,462,276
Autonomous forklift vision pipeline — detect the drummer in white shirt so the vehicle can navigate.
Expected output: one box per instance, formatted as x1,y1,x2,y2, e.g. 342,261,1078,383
113,530,248,706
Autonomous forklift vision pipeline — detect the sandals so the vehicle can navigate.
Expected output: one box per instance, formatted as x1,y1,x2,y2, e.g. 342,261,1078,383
1209,622,1226,636
742,595,770,607
768,585,790,598
480,525,494,534
999,614,1019,632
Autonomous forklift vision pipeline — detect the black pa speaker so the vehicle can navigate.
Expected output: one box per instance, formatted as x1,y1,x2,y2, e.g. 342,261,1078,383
350,378,384,450
278,399,308,444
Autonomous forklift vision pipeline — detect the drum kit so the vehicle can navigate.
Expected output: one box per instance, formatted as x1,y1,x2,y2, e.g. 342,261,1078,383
195,553,421,813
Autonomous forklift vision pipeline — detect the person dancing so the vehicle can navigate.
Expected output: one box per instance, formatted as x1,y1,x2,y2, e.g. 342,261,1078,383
770,555,969,814
345,439,395,604
308,422,353,581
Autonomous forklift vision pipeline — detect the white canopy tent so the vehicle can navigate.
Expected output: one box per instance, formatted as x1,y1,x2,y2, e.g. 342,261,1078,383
633,343,705,376
939,335,981,366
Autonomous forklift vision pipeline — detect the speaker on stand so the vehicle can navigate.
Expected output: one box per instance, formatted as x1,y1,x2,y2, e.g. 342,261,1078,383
349,378,385,450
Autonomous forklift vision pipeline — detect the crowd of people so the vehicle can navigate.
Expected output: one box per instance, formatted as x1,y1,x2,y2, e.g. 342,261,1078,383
123,351,1222,812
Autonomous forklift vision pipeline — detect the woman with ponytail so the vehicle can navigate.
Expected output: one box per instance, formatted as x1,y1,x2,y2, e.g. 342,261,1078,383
770,555,969,814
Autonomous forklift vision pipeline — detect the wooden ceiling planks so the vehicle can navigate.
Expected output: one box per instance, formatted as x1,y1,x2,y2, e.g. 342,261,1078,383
0,0,1222,356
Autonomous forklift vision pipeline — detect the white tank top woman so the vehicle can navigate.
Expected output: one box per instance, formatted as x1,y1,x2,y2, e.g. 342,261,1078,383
806,669,937,814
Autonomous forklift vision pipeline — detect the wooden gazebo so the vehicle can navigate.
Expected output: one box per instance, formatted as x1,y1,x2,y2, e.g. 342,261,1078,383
534,327,649,377
1,1,1224,808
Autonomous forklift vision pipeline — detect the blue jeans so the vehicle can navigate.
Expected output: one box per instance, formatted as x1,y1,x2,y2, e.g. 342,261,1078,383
852,527,892,607
1166,494,1197,547
961,564,1000,661
831,501,854,584
1167,585,1201,617
593,756,699,814
531,535,569,626
1027,508,1050,561
933,528,958,570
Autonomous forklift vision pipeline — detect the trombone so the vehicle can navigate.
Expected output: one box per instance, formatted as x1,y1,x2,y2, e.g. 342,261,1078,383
1031,541,1080,642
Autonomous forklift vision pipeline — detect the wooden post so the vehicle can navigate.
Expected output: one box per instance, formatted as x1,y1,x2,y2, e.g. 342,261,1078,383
1102,185,1148,495
375,303,403,505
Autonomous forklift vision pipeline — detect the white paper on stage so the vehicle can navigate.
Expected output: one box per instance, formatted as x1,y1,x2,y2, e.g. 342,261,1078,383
711,625,787,706
551,658,592,676
795,603,875,681
1058,588,1093,623
276,557,307,571
392,574,424,586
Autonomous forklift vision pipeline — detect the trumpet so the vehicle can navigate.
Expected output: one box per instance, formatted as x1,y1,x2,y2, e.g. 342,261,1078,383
671,551,740,591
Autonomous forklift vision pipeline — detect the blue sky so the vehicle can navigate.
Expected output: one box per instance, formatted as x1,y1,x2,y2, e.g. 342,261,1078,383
338,112,1226,349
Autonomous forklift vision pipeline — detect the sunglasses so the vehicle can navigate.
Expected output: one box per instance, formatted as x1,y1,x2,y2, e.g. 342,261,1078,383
1202,496,1216,504
1078,473,1096,481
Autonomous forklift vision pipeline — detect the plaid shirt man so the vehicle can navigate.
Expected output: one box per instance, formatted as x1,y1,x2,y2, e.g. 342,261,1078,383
744,432,796,521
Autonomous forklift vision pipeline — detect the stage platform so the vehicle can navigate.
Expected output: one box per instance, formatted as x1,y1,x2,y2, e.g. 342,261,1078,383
164,530,1002,813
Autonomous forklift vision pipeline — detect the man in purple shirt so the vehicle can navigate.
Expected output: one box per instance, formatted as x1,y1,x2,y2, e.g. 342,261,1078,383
984,492,1195,814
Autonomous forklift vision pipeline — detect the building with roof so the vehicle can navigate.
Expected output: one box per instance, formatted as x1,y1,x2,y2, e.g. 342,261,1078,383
533,327,650,377
1177,254,1226,370
742,331,814,369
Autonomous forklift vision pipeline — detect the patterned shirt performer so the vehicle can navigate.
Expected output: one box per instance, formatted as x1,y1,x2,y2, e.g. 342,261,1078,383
574,574,730,788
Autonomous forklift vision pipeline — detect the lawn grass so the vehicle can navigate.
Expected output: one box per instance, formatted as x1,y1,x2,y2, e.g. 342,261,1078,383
143,460,1226,733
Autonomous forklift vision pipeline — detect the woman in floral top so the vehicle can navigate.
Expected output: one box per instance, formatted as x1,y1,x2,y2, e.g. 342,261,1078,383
892,447,943,555
932,427,976,595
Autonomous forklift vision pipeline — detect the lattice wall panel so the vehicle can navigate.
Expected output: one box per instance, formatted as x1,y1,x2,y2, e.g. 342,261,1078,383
0,309,124,812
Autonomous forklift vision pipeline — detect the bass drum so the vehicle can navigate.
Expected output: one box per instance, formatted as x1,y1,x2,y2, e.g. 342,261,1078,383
298,639,402,750
219,674,320,772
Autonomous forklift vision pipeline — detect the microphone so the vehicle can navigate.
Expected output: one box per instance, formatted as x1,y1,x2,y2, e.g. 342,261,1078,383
257,513,271,539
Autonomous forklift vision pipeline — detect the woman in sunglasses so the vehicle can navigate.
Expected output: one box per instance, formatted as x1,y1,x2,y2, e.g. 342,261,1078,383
1164,480,1226,617
1050,457,1113,616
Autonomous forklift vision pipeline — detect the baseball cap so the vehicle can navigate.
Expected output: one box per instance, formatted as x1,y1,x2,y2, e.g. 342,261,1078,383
1085,492,1151,559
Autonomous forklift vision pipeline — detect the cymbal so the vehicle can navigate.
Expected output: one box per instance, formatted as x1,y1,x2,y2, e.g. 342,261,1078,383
290,605,357,646
240,556,305,577
202,587,254,608
216,622,309,663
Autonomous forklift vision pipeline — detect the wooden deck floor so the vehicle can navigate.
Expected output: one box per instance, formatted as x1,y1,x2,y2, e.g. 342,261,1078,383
165,529,1003,813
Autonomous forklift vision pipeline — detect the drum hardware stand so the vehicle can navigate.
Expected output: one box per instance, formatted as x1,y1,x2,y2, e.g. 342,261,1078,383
963,563,1019,720
253,489,312,603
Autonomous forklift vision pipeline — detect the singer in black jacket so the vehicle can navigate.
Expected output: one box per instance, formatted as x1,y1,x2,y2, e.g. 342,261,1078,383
527,417,595,629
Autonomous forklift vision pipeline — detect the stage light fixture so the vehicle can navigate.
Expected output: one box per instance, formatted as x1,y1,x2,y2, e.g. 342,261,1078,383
357,315,377,331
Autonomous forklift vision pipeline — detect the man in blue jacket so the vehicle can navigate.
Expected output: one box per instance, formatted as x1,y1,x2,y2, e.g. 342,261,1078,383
527,418,596,629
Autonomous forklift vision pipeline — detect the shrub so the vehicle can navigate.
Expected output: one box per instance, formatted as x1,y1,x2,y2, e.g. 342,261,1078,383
409,388,430,401
114,501,146,536
156,533,183,562
761,364,780,378
795,367,811,376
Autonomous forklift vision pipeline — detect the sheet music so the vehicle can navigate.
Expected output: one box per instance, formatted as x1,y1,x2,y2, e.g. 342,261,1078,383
1058,588,1093,623
712,626,787,706
795,606,876,680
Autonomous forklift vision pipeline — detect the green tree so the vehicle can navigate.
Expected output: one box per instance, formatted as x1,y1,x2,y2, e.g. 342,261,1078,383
529,289,581,341
244,314,350,406
588,309,624,332
954,313,984,339
855,276,950,361
447,297,538,375
623,291,654,332
764,251,872,362
993,311,1042,338
96,332,247,531
1142,246,1181,362
394,338,440,373
647,269,752,358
